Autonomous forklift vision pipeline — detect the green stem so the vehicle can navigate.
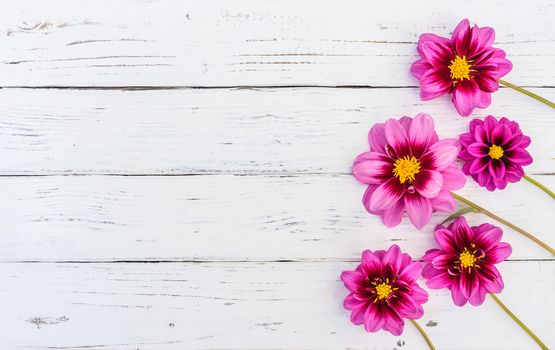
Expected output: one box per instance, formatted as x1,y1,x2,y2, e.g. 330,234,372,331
490,294,548,350
499,79,555,109
410,319,436,350
524,174,555,199
450,192,555,255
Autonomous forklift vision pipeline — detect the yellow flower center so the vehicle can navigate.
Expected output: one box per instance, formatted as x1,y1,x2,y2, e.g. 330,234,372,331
488,144,504,160
375,282,393,300
392,156,421,184
449,55,472,81
459,248,477,268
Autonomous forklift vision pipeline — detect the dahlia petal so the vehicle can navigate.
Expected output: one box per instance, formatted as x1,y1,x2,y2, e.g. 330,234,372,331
424,138,460,171
466,142,489,157
505,149,533,165
382,309,404,336
418,33,452,52
426,272,451,289
484,275,504,294
491,125,512,145
492,176,509,190
469,157,489,174
450,280,468,306
488,160,506,180
451,216,474,246
459,132,475,147
369,178,404,211
340,270,364,292
452,79,480,117
399,261,422,283
361,249,384,275
451,18,470,42
391,294,421,319
410,58,432,80
459,272,476,299
414,169,443,198
408,113,438,152
430,190,457,212
440,165,466,190
487,242,512,263
483,116,498,136
469,286,487,306
420,40,453,66
344,294,364,310
350,305,366,325
419,68,452,100
478,263,501,282
474,125,488,143
475,73,499,93
381,200,405,227
385,118,410,154
410,284,429,304
404,193,432,230
382,244,401,267
422,248,443,264
364,304,386,332
369,123,388,153
491,48,513,79
362,185,379,214
434,228,457,254
474,224,503,250
519,135,531,148
475,90,492,108
477,26,495,49
352,152,393,184
432,253,457,270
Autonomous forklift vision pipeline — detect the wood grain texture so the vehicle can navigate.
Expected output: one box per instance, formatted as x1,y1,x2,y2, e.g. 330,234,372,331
1,1,554,349
1,261,553,350
1,174,553,262
0,87,553,175
0,0,554,87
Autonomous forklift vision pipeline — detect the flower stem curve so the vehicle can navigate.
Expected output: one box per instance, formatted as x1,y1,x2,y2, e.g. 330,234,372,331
490,294,549,350
499,79,555,109
410,319,436,350
524,174,555,199
450,192,555,255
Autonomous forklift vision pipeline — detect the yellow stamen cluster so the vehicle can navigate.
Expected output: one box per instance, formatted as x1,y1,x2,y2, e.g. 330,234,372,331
488,144,504,160
392,156,421,184
369,277,399,303
459,249,477,268
456,244,482,273
375,283,393,300
449,55,474,81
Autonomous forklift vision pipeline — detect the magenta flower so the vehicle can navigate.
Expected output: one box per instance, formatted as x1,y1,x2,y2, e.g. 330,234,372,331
411,19,513,116
352,113,466,230
422,216,512,306
340,245,428,336
459,116,533,191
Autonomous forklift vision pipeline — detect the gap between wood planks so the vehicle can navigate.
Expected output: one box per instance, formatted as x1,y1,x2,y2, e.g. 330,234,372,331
0,85,554,90
1,258,552,263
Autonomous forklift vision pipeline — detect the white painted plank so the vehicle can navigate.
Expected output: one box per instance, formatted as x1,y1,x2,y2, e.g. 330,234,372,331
1,261,553,350
1,174,553,262
0,0,554,86
0,87,553,175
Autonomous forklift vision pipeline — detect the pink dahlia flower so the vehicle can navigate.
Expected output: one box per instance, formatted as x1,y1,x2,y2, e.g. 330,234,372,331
352,113,466,230
459,116,533,191
340,245,428,336
411,19,513,116
422,216,512,306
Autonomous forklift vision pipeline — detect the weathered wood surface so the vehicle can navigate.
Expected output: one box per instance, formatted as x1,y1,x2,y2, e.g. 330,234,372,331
0,0,554,87
0,87,553,175
1,1,554,349
1,261,553,350
0,174,553,262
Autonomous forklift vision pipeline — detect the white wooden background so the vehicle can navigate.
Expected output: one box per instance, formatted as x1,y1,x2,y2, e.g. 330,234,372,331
1,1,554,349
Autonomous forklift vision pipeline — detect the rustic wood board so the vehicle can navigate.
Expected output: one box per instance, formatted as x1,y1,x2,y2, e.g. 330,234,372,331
0,1,553,349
